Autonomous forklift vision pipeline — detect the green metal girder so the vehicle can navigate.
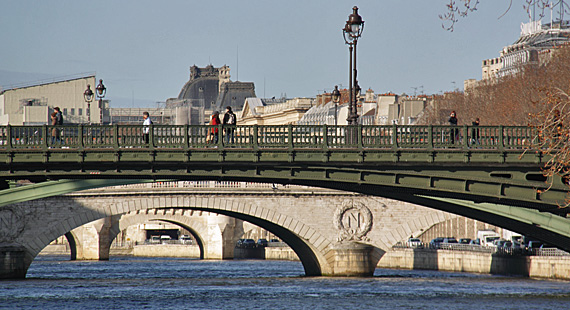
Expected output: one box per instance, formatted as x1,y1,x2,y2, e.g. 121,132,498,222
0,161,565,210
417,195,570,250
0,148,543,165
0,179,149,208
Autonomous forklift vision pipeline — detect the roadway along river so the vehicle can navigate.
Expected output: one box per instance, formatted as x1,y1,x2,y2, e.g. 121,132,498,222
2,256,570,309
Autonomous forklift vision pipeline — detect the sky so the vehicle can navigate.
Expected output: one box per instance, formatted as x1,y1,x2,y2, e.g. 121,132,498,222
0,0,535,108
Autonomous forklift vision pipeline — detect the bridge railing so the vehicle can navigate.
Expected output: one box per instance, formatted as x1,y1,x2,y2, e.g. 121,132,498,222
0,124,535,150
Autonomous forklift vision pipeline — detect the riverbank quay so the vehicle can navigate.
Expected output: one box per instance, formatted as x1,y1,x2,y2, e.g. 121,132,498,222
266,246,570,280
39,244,570,280
378,247,570,280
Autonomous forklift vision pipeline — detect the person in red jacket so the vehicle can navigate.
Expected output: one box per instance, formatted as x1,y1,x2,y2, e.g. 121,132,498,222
209,111,221,144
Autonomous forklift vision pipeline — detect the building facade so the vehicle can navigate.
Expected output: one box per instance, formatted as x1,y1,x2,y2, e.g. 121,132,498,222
0,75,102,125
166,65,256,124
376,94,430,125
239,97,313,125
480,19,570,82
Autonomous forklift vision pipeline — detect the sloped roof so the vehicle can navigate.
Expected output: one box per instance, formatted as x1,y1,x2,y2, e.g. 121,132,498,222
241,97,265,119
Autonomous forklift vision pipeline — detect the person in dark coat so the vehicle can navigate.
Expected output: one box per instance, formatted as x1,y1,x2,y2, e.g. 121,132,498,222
471,118,480,145
222,106,236,144
448,111,458,144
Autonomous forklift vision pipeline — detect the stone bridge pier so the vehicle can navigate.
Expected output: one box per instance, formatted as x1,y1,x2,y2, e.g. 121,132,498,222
64,211,244,261
1,189,455,279
67,217,114,260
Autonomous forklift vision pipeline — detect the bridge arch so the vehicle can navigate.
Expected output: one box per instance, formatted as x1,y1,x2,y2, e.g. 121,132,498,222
110,212,211,260
15,194,337,278
64,231,78,260
7,178,570,279
104,198,331,276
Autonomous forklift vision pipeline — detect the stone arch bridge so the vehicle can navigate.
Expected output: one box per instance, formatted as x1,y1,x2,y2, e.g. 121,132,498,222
2,124,570,279
2,182,459,279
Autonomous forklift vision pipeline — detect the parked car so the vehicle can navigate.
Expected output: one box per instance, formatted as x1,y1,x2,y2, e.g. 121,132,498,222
149,236,161,244
429,237,445,249
257,239,268,247
441,237,458,249
496,240,512,251
469,238,481,246
160,235,172,244
407,238,422,248
510,241,524,254
242,239,257,248
526,240,544,253
459,238,471,244
236,239,246,248
180,235,193,244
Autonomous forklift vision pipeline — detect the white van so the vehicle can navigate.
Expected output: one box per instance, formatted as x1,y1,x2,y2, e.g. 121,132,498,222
477,230,501,247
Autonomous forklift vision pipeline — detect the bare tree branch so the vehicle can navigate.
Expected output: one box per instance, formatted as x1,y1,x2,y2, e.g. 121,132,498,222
442,0,570,31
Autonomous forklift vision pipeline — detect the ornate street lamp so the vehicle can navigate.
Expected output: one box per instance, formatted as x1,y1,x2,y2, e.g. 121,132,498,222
95,79,106,124
83,84,94,124
332,85,341,126
342,6,364,125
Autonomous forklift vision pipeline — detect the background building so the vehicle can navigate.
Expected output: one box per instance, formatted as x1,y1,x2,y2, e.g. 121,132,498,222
108,107,173,125
473,18,570,88
166,65,256,124
239,97,313,125
0,74,106,125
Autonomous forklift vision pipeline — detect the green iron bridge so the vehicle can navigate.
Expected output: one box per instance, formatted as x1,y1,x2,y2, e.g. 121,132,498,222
1,124,570,254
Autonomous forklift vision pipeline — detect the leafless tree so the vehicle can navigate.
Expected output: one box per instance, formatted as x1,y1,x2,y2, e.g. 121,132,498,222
442,0,570,31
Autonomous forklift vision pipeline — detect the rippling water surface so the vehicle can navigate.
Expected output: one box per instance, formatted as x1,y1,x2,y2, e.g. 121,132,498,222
1,256,570,309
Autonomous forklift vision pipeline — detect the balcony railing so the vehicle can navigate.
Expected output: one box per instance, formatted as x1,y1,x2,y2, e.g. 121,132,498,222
0,124,534,151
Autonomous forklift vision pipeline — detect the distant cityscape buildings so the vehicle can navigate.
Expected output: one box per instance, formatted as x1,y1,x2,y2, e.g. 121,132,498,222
4,15,568,128
465,18,570,90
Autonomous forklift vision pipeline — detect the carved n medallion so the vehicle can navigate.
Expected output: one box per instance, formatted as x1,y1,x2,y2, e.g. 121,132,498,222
334,201,373,242
0,207,25,242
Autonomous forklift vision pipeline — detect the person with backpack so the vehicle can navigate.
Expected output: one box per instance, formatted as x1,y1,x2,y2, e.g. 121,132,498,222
54,107,63,125
223,106,236,144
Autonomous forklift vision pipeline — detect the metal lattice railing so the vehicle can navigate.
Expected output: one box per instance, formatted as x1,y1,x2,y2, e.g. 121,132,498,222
0,124,535,151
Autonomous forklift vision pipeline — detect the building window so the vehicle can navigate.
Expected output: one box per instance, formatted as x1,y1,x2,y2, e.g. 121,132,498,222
78,108,83,116
63,108,68,116
71,108,75,115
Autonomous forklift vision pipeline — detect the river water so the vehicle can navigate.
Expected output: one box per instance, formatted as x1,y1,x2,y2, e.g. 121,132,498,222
2,256,570,309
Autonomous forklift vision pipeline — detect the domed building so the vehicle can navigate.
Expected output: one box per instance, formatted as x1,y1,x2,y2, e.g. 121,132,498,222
166,64,256,124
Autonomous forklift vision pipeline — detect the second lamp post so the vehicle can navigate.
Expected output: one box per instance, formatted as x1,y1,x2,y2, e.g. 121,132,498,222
83,79,106,124
343,6,364,125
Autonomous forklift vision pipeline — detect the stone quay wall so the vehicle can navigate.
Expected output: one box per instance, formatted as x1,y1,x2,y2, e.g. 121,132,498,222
264,247,570,280
379,248,570,280
132,244,200,258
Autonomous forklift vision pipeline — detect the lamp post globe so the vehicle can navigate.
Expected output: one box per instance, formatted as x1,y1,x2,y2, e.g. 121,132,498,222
84,84,94,124
95,79,106,124
332,85,341,103
347,6,364,37
96,79,106,99
332,85,341,126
